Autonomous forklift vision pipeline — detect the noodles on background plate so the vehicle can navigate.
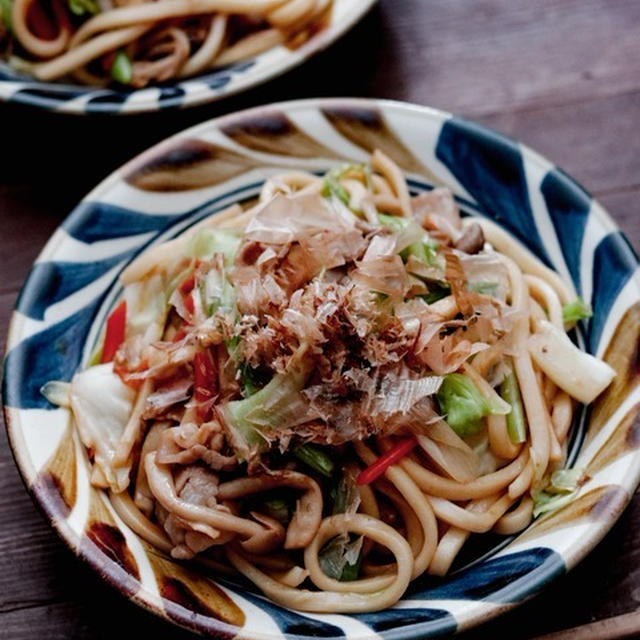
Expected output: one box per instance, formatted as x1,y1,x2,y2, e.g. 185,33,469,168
1,0,332,87
43,151,614,613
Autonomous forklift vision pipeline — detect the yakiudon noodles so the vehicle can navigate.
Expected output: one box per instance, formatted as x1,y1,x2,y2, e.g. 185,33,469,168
44,151,615,613
0,0,330,87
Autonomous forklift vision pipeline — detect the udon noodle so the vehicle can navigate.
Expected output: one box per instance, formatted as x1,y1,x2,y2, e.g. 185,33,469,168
44,151,615,612
1,0,331,86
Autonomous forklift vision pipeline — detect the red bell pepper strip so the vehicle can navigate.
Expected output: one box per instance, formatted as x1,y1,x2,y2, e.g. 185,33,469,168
101,300,127,363
356,436,417,485
193,349,217,421
179,273,195,295
179,273,196,319
183,292,195,316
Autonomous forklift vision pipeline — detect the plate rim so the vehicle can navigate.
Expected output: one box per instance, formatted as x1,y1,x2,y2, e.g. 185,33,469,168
4,96,640,638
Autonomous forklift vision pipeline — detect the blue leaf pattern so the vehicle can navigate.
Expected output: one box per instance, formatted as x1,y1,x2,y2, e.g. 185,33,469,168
4,298,103,409
590,232,639,352
541,168,591,295
17,252,133,321
408,548,564,604
436,117,553,268
63,201,185,243
353,608,456,639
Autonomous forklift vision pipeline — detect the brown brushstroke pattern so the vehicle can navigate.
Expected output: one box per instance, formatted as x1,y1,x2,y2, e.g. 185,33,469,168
126,140,262,192
86,522,140,581
144,543,244,629
322,105,441,183
518,485,629,542
80,487,140,588
587,404,640,477
222,110,339,159
31,422,76,518
587,302,640,447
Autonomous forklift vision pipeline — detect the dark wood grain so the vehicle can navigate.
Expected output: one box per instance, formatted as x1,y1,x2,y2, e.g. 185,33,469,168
1,0,640,638
475,89,640,195
366,0,640,118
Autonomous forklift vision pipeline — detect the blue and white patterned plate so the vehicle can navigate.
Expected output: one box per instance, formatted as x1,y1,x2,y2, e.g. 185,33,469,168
4,98,640,638
0,0,375,114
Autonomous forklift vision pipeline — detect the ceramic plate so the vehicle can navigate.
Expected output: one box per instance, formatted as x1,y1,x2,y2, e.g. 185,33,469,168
0,0,375,114
4,98,640,638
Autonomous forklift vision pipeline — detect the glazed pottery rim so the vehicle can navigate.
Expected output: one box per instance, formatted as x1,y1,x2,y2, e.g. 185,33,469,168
0,0,377,114
4,97,640,639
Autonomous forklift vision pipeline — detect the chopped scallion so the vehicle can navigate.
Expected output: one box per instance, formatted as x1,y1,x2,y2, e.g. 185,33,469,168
499,367,527,444
293,443,334,477
111,50,133,85
562,296,593,324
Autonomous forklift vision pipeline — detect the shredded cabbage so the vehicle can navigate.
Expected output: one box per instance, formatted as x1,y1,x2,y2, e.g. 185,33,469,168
124,273,167,344
436,373,510,438
40,380,71,408
532,468,586,517
69,363,136,492
547,468,585,494
377,213,407,232
186,228,241,264
562,297,593,324
322,164,371,207
318,534,363,581
377,213,440,267
220,366,309,459
468,282,499,296
200,266,235,316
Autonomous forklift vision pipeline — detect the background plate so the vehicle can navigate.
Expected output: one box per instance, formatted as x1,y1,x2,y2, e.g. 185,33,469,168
0,0,376,114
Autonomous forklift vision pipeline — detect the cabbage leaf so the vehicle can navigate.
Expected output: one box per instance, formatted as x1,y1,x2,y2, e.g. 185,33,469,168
436,373,510,438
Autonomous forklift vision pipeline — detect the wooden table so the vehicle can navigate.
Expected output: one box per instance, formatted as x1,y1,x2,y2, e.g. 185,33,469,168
1,1,639,638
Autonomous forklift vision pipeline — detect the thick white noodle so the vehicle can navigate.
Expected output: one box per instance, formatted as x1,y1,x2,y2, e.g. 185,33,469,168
228,514,413,612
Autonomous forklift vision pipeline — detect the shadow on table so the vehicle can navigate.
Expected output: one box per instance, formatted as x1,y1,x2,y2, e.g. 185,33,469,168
0,0,414,210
